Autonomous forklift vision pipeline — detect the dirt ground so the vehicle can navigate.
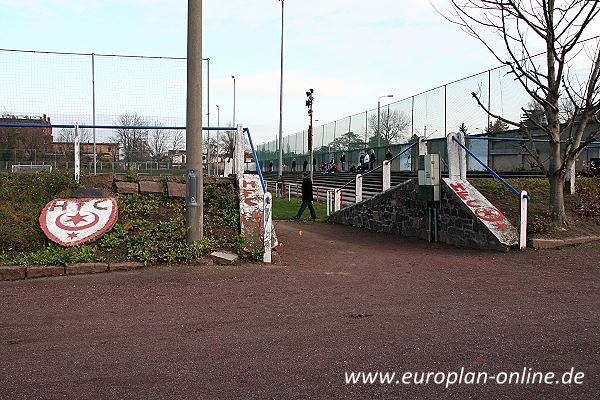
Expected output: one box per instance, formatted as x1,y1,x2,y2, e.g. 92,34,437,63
1,221,599,400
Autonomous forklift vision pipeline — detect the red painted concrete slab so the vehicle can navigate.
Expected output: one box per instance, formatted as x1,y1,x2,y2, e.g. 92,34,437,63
39,198,118,247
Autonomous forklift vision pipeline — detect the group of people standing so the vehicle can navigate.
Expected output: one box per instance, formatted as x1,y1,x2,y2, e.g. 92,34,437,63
269,147,394,174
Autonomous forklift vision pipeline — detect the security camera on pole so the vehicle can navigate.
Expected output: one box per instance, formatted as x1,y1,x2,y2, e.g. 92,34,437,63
305,88,314,180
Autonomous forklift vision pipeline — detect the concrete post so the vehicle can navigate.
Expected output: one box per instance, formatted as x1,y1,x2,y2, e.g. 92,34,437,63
355,174,363,203
185,0,203,241
383,161,391,191
234,124,245,178
447,132,467,180
418,136,428,156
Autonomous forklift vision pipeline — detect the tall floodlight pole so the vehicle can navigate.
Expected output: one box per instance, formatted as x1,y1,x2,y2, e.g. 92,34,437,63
203,57,210,175
231,75,236,126
377,94,393,148
216,104,220,174
277,0,285,178
186,0,203,241
306,88,314,180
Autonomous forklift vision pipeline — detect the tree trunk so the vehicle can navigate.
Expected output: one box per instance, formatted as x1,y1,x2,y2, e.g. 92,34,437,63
549,174,566,226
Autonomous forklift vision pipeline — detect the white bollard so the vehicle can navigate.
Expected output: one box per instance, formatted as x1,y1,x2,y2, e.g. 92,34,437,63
355,174,363,203
519,191,528,250
568,162,576,194
288,184,291,201
263,192,272,263
326,191,331,216
334,189,341,212
383,161,391,191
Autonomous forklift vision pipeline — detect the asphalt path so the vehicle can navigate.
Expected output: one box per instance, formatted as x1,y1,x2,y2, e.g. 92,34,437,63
1,221,599,399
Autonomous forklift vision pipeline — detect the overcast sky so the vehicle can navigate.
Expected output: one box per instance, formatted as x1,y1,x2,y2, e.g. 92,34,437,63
0,0,597,144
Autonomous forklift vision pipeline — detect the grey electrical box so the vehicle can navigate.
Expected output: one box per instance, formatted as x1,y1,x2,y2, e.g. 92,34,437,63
418,154,440,201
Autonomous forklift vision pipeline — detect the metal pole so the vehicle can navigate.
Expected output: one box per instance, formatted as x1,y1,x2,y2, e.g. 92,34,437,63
186,0,204,241
277,0,285,178
92,53,97,175
205,57,210,175
216,104,220,175
377,99,380,148
232,75,236,126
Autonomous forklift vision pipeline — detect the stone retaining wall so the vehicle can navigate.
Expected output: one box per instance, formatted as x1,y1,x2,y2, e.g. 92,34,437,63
329,179,510,251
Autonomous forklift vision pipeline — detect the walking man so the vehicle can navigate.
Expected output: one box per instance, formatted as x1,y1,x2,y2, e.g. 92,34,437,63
294,172,317,220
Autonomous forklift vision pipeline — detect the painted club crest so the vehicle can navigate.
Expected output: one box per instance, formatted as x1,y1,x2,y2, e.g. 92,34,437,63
39,198,118,247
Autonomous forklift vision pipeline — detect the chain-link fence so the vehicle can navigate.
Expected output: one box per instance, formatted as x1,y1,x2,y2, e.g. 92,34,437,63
0,48,228,174
257,37,597,172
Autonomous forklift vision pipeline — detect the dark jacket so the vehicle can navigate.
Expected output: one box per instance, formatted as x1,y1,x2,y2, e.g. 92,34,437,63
301,176,313,202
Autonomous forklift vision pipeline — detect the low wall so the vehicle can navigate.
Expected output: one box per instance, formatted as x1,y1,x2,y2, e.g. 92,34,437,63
329,179,512,251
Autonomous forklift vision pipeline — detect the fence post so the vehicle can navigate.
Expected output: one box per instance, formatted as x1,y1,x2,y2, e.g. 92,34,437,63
263,192,272,263
234,124,245,178
74,123,80,184
334,189,341,212
520,191,528,250
355,174,363,203
383,161,391,192
447,132,466,180
326,190,331,216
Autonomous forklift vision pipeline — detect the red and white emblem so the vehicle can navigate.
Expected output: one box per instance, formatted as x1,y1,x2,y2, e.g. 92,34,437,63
39,198,118,247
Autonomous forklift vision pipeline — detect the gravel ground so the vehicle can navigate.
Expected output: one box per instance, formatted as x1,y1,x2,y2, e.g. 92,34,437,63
1,220,599,400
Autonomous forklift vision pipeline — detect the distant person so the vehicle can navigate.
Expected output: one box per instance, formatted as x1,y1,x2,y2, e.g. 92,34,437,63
340,153,346,171
313,157,317,171
359,152,365,171
291,159,296,173
369,149,376,170
363,151,370,171
385,147,393,161
294,173,316,220
303,159,308,172
269,161,273,172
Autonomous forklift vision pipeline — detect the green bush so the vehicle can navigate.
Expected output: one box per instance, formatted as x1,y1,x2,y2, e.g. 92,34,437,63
0,172,76,251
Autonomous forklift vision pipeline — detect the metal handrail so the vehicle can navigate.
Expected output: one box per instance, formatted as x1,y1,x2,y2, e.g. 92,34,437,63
244,128,266,193
452,136,521,197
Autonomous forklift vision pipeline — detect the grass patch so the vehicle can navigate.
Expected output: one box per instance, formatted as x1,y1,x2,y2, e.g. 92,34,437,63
472,177,600,238
0,174,241,265
271,195,329,221
0,172,76,252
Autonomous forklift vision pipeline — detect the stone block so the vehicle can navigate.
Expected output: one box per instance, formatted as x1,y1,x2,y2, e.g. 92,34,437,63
109,261,146,271
114,181,139,194
139,181,164,195
167,182,186,198
66,262,108,275
210,251,238,265
0,266,26,281
27,266,65,279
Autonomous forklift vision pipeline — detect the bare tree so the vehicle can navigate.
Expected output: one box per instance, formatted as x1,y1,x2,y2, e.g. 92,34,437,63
147,121,170,162
367,109,410,148
113,112,150,165
56,128,92,143
444,0,600,225
171,129,185,151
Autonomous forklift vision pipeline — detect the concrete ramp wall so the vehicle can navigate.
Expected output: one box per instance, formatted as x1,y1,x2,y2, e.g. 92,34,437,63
329,178,517,251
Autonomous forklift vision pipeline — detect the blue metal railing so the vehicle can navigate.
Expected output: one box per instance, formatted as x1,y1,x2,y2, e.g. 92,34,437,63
453,136,521,197
244,128,266,193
